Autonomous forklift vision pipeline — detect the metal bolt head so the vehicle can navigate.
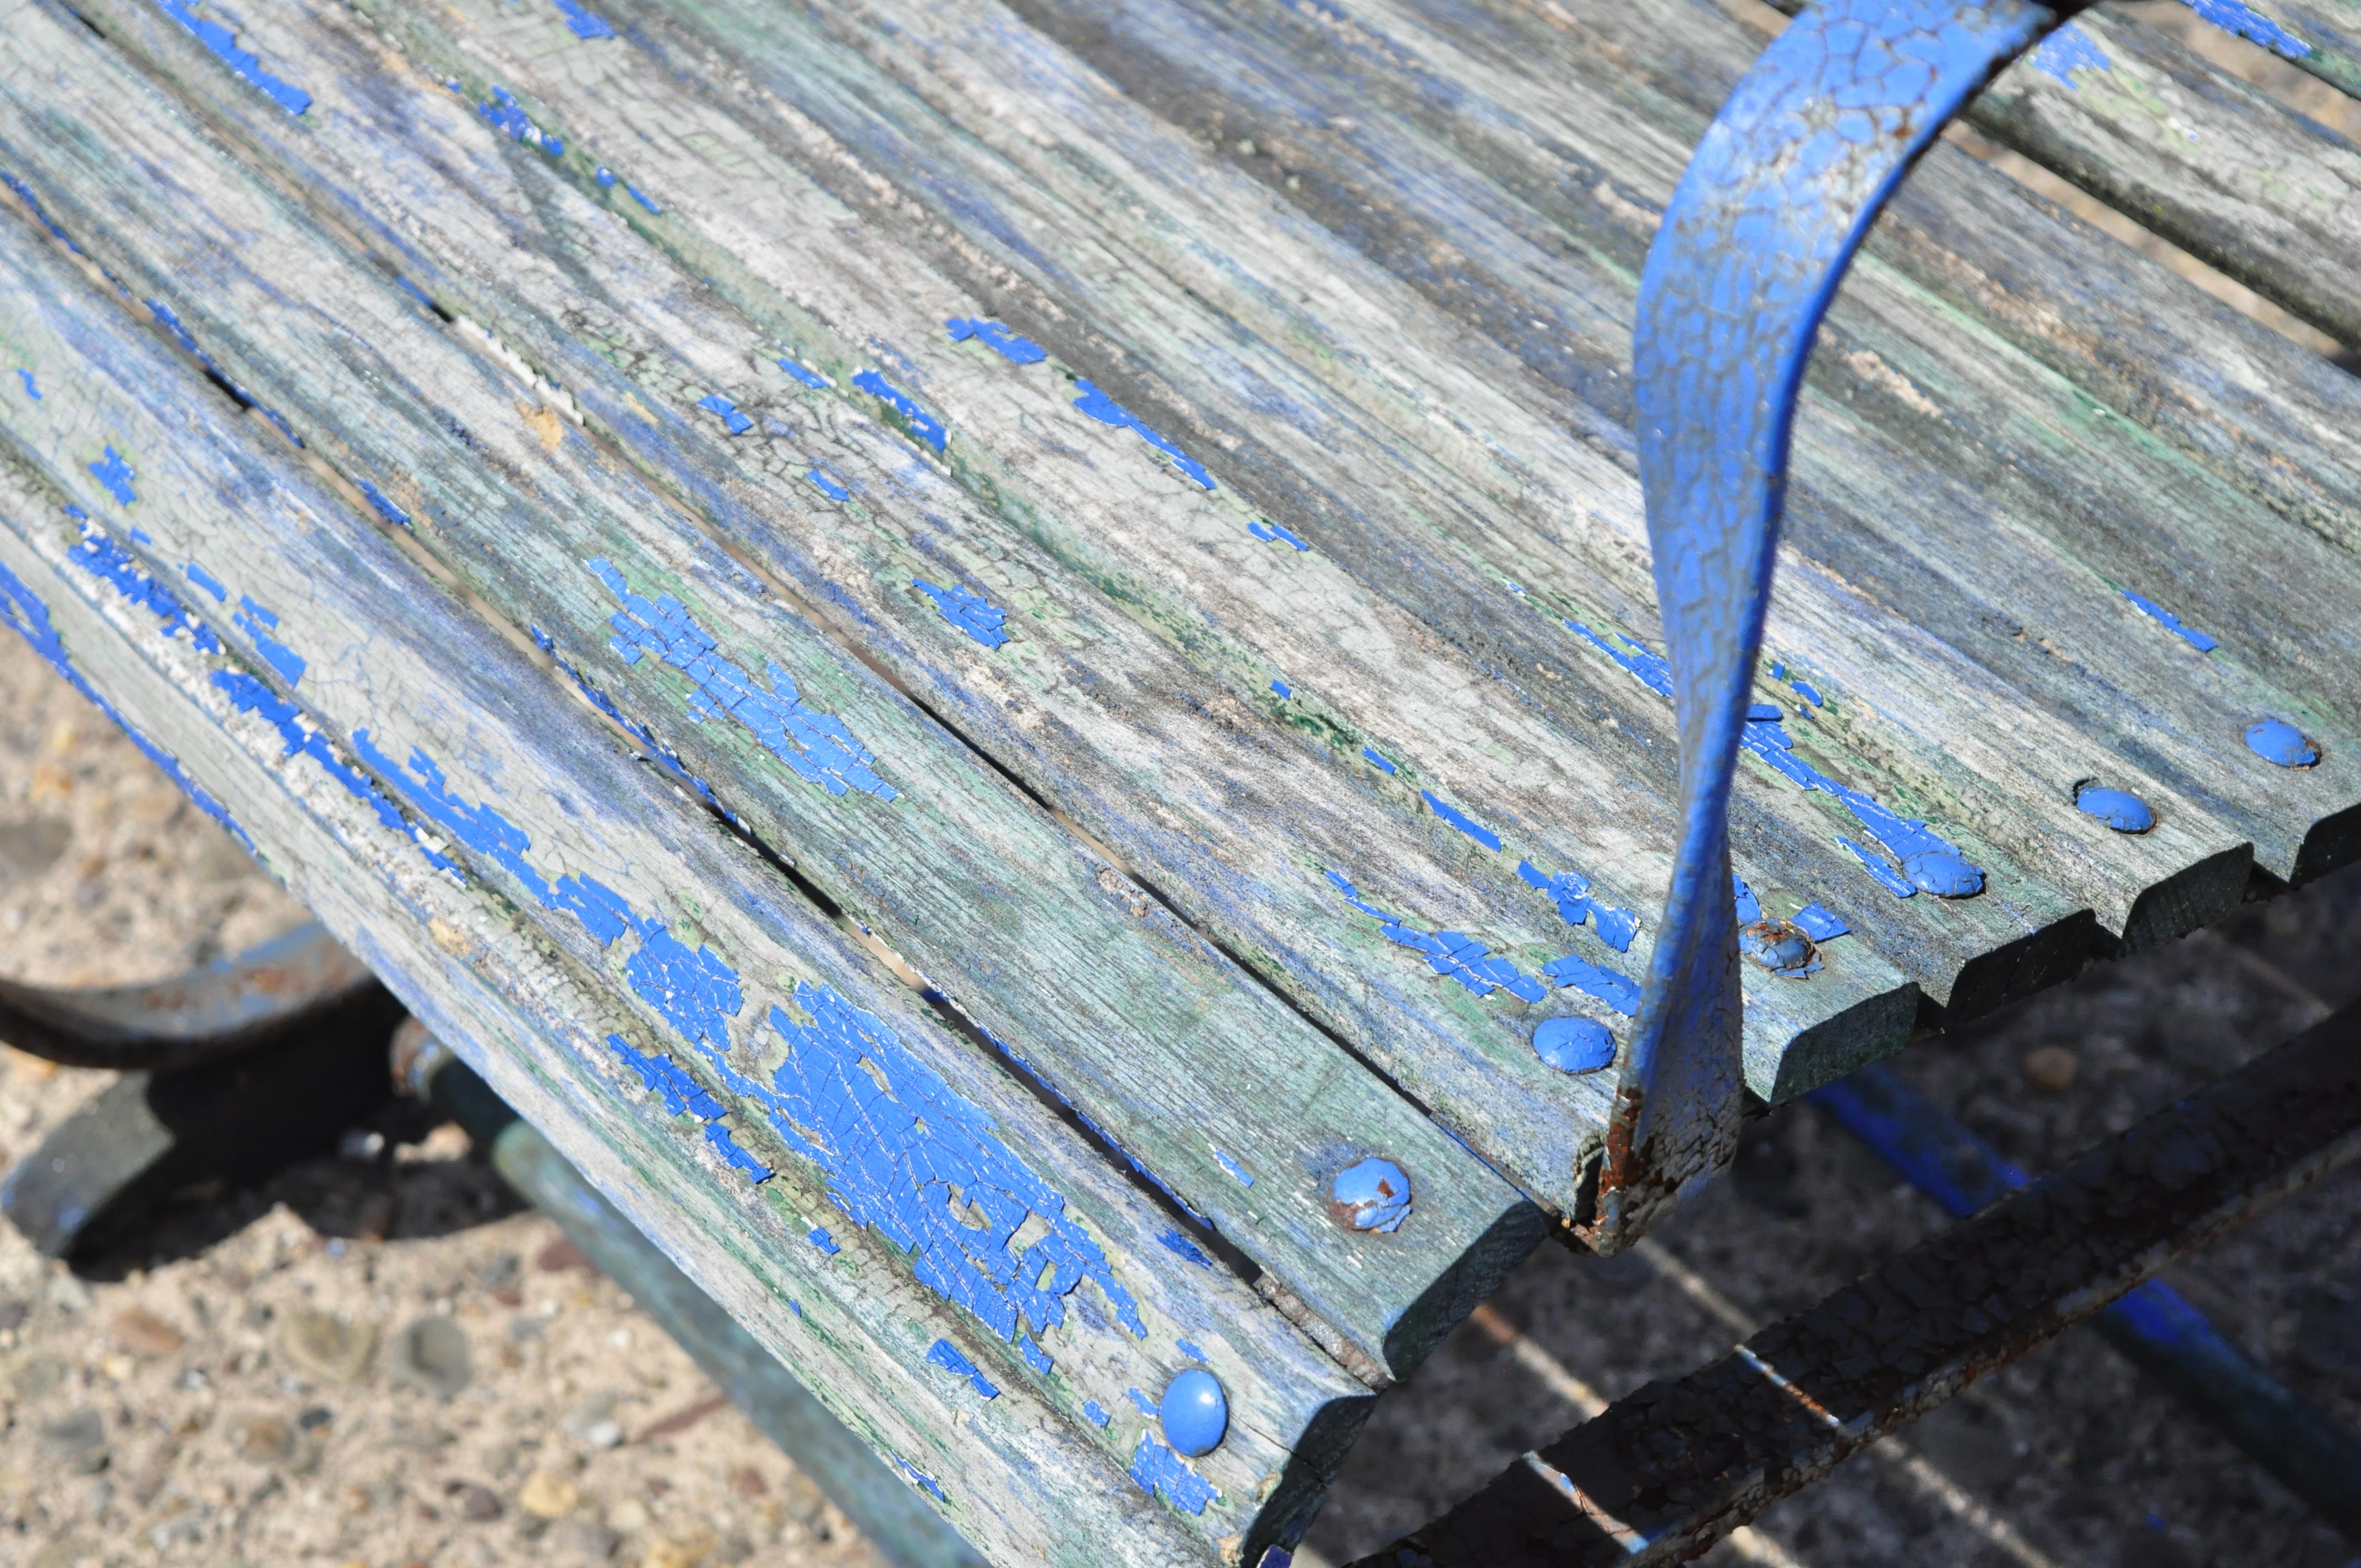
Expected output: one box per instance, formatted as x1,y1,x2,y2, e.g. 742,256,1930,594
2246,718,2319,769
1532,1016,1615,1074
1330,1157,1411,1233
2074,783,2155,834
1159,1367,1228,1457
1738,919,1818,978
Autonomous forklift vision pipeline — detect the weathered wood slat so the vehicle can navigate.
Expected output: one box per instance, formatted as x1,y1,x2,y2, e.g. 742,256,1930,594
27,0,1924,1177
0,0,1548,1385
1955,4,2361,347
2257,0,2361,97
0,277,1369,1564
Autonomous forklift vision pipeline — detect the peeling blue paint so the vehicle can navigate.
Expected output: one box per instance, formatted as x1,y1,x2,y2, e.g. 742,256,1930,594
0,554,247,847
1082,1400,1111,1427
86,445,135,507
1269,679,1291,699
232,594,307,686
1516,859,1638,952
893,1455,946,1503
1157,1228,1213,1267
2245,717,2318,768
1421,791,1502,852
809,1227,840,1255
551,0,617,37
1539,952,1641,1016
1175,1338,1210,1363
695,392,754,435
806,467,851,502
1731,874,1762,925
1130,1435,1217,1515
1327,868,1546,1002
0,170,83,254
2029,22,2110,84
629,982,1150,1369
214,670,453,869
1789,678,1824,707
151,0,311,115
1070,380,1214,491
610,1037,769,1181
1532,1015,1615,1074
925,1338,1000,1398
1361,745,1396,775
594,165,616,187
588,558,895,800
1739,920,1820,978
913,579,1010,649
476,85,563,156
945,318,1046,366
184,562,227,602
777,356,830,390
1248,519,1309,551
2120,590,2218,652
65,521,219,653
15,369,37,400
1211,1149,1255,1188
1570,620,1983,897
2179,0,2310,58
853,369,948,453
1793,902,1849,941
357,481,412,528
703,1121,771,1180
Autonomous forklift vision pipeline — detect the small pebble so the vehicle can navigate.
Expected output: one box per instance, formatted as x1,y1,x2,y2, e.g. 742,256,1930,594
519,1468,580,1519
279,1310,379,1386
0,1299,28,1332
297,1406,334,1430
110,1306,184,1358
728,1466,766,1496
607,1497,650,1532
458,1483,503,1521
2022,1046,2079,1094
38,1407,108,1470
584,1419,624,1450
536,1238,595,1275
235,1414,295,1463
391,1316,471,1398
547,1517,621,1560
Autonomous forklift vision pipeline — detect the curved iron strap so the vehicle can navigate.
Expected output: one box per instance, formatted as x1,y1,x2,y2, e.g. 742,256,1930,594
1590,0,2090,1248
0,920,380,1071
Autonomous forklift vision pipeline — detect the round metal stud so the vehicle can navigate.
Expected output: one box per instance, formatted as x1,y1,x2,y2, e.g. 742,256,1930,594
1532,1015,1615,1074
1330,1156,1412,1233
1159,1367,1228,1458
2245,718,2319,769
1738,919,1819,978
2074,783,2155,833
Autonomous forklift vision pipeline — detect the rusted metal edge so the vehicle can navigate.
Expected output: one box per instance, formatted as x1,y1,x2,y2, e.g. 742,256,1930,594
1350,997,2361,1566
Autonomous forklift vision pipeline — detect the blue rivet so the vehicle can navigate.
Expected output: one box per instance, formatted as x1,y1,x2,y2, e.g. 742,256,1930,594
2245,718,2319,769
2075,783,2155,834
1158,1366,1227,1457
1533,1015,1615,1074
1902,850,1983,898
1330,1157,1411,1233
1738,919,1818,978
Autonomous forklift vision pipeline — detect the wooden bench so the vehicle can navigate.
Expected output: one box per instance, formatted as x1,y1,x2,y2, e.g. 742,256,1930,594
1,0,2357,1554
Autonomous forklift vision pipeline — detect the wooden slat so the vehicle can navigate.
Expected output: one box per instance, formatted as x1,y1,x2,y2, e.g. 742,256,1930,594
2254,0,2361,99
0,269,1370,1564
0,0,1547,1385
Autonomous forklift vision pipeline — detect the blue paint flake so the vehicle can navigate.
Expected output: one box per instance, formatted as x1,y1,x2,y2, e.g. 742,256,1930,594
1176,1338,1209,1363
476,85,563,156
1789,677,1824,707
853,369,948,453
86,446,136,508
1421,790,1503,852
2179,0,2310,58
1539,952,1641,1016
1328,869,1547,1003
945,317,1047,366
1732,874,1762,925
777,356,831,389
1532,1015,1615,1074
695,392,755,436
183,562,227,602
926,1338,1000,1399
1082,1400,1111,1427
232,594,306,686
595,165,616,187
808,1227,841,1255
551,0,617,36
1515,859,1638,952
1570,620,1984,899
1071,379,1214,491
150,0,311,115
2030,22,2110,84
627,184,661,214
0,170,83,254
610,1035,727,1118
357,481,412,527
214,670,451,868
1157,1228,1212,1267
806,467,851,502
1127,1387,1160,1415
648,982,1147,1363
588,558,895,800
913,579,1010,649
705,1120,775,1182
16,369,39,400
1211,1149,1255,1188
1270,679,1291,699
1793,902,1850,941
1016,1335,1052,1375
893,1455,946,1503
65,521,219,654
1361,745,1396,775
1248,519,1309,551
2119,590,2218,653
0,556,247,847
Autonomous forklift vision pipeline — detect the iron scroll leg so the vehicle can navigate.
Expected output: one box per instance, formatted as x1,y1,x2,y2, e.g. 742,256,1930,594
1593,0,2095,1246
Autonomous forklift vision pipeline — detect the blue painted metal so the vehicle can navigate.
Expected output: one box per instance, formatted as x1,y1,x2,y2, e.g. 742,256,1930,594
1812,1062,2361,1539
1157,1367,1229,1457
1602,0,2082,1246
